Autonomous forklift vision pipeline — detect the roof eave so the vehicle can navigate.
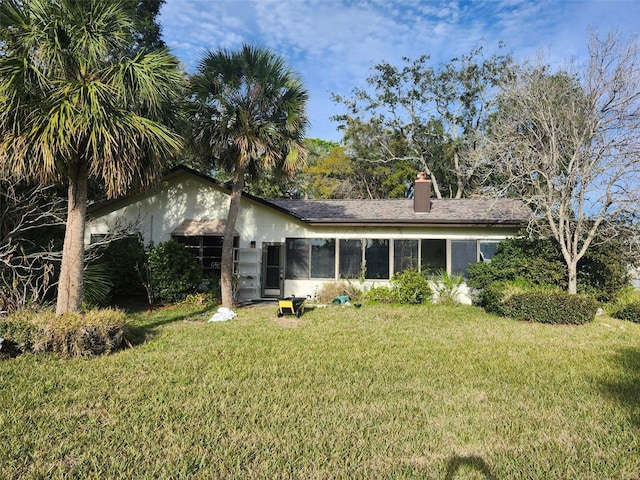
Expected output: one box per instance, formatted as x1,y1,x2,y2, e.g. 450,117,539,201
303,219,527,228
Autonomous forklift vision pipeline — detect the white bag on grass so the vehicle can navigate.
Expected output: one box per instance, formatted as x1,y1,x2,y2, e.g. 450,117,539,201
208,307,237,322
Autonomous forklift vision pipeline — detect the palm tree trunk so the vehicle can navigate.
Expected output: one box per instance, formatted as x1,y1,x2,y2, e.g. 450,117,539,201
56,161,88,315
220,167,245,308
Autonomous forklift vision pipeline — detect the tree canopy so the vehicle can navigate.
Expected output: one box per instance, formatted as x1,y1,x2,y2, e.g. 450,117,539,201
332,45,514,198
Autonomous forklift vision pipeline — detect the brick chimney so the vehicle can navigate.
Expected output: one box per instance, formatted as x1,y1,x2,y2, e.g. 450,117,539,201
413,172,431,213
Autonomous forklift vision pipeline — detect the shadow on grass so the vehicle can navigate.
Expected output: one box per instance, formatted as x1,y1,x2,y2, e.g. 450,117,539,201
444,455,497,480
600,347,640,426
124,305,213,346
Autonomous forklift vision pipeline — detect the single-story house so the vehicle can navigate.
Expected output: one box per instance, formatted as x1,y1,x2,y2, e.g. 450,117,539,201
87,166,530,303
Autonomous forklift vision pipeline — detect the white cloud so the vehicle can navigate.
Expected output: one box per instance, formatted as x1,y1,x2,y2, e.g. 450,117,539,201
160,0,640,140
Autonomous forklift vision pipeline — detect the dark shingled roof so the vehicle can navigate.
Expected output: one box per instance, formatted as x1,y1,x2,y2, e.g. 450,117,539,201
267,198,530,227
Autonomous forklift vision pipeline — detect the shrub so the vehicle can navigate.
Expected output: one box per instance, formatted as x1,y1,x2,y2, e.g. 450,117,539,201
390,269,432,305
147,240,202,303
365,285,395,304
432,269,464,304
102,235,147,296
479,280,597,325
467,237,566,290
478,280,532,316
506,291,597,325
468,235,632,302
316,280,362,304
0,308,128,357
610,301,640,323
83,262,113,307
0,313,38,354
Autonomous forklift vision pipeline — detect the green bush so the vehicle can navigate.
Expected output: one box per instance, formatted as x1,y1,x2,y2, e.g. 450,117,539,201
0,313,38,354
0,308,128,357
432,269,464,304
467,235,631,302
467,237,566,290
479,280,597,325
147,240,202,303
610,301,640,323
390,269,432,305
83,262,113,307
365,285,395,304
102,235,147,296
478,280,532,316
506,291,597,325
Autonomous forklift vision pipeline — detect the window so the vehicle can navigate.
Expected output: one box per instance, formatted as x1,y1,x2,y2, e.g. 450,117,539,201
311,238,335,278
479,241,500,262
285,238,309,279
451,240,478,276
339,239,362,279
394,240,418,273
90,234,108,244
173,235,237,276
421,239,446,274
365,239,389,279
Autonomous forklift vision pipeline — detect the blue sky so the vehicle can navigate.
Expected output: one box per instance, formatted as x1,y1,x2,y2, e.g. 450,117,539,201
159,0,640,141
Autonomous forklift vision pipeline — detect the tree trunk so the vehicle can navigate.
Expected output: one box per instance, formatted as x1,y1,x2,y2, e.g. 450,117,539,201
220,168,245,308
567,259,578,295
56,161,88,315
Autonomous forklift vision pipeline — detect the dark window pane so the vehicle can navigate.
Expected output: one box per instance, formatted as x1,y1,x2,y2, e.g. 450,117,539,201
339,239,362,279
479,241,499,262
421,239,446,274
285,238,309,279
394,240,418,273
311,238,335,279
172,235,228,277
365,239,389,279
451,240,478,276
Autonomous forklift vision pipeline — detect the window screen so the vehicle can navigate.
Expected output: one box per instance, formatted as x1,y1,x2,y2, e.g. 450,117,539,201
311,238,335,278
285,238,309,279
339,239,362,279
365,239,389,279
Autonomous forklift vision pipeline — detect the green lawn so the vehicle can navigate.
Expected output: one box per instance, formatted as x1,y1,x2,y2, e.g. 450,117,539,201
2,303,640,479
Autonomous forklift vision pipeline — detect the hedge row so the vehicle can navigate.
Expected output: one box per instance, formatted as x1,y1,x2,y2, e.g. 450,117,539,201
480,281,598,325
0,309,128,357
610,301,640,323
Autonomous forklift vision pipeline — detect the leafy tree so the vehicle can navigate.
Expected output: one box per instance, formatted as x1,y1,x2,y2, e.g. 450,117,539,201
305,146,354,198
467,232,632,302
123,0,167,52
332,45,513,198
486,31,640,294
187,44,308,307
0,0,184,314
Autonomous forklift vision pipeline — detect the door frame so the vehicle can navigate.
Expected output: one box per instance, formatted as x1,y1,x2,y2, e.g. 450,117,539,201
261,242,284,298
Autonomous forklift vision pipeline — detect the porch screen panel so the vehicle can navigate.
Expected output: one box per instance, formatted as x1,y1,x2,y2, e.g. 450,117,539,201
285,238,309,279
339,239,362,279
365,239,389,279
451,240,478,276
311,238,335,278
393,240,418,273
421,239,446,274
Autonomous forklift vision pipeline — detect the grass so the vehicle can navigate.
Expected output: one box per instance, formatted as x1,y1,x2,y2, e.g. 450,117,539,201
2,302,640,479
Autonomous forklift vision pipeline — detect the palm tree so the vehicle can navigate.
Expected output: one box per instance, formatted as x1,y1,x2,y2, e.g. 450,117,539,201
0,0,184,314
188,44,308,307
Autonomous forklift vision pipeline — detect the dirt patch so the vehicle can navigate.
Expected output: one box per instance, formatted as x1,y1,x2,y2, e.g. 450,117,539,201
272,316,305,328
